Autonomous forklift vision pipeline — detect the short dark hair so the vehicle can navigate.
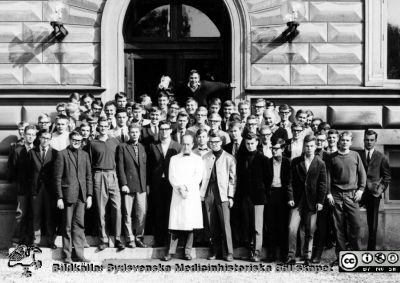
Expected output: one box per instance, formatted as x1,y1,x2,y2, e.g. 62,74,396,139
189,69,200,77
81,93,95,101
265,100,275,108
79,122,90,129
272,138,286,148
223,100,235,107
115,108,127,116
132,103,143,111
24,125,37,134
229,121,243,130
208,133,221,140
315,130,327,138
296,109,307,118
69,92,80,101
105,101,117,109
114,92,127,100
56,114,69,122
243,132,258,141
177,111,189,119
157,92,169,99
92,99,103,109
39,128,52,137
279,104,291,111
364,129,378,139
327,129,339,136
304,134,317,144
98,117,109,124
196,128,208,137
291,121,304,130
69,130,82,140
149,106,160,113
209,97,221,106
158,120,171,129
318,122,331,132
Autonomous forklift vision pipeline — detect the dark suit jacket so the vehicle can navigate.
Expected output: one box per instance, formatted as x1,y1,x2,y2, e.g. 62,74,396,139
271,127,289,144
54,148,93,203
357,149,391,198
117,142,148,194
140,124,159,147
27,147,58,196
147,140,181,191
223,140,246,159
11,145,30,195
236,150,271,205
289,155,327,212
268,156,292,199
176,80,230,107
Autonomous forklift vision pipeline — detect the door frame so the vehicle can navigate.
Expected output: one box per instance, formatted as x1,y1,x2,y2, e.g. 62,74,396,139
101,0,249,102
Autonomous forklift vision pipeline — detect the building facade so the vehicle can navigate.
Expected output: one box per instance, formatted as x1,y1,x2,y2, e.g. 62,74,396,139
0,0,399,248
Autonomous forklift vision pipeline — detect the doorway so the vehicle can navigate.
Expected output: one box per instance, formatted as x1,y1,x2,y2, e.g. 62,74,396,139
123,0,231,102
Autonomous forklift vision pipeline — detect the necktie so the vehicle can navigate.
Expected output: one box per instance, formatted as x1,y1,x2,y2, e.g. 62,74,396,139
133,144,138,160
180,131,184,144
233,142,238,156
121,129,126,143
367,151,371,165
41,148,46,162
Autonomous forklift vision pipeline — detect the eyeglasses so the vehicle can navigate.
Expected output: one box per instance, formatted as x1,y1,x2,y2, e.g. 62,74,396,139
209,140,221,144
279,111,291,115
261,133,272,136
38,121,50,125
159,128,171,131
71,139,82,143
209,120,221,123
254,105,265,109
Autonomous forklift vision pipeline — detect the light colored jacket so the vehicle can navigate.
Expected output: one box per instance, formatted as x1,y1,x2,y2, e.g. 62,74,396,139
200,150,236,202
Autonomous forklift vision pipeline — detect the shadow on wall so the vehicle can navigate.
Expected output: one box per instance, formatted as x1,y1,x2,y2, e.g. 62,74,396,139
8,32,60,67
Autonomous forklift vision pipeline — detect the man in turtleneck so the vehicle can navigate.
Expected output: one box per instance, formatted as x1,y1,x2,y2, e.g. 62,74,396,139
200,134,236,262
236,132,271,262
54,131,93,263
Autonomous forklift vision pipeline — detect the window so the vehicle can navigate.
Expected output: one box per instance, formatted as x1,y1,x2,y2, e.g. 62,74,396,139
386,0,400,80
385,147,400,203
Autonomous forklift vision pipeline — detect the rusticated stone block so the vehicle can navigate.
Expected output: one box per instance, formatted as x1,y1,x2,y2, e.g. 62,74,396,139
310,43,362,63
249,2,308,26
0,131,19,155
22,105,57,125
310,1,363,22
328,64,362,85
245,0,281,13
291,106,327,122
67,0,106,12
0,107,22,127
61,25,100,43
252,23,327,43
43,43,100,64
0,43,41,64
61,64,100,85
328,23,363,43
0,65,23,85
251,64,290,86
22,23,53,43
384,106,400,128
43,3,101,26
24,64,60,85
0,23,23,43
251,43,309,64
291,64,327,85
328,106,383,129
0,1,42,21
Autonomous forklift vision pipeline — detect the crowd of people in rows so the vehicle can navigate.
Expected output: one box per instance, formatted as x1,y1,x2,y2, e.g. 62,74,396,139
8,70,391,266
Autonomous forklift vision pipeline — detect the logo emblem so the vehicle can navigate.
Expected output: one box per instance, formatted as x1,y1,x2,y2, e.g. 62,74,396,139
362,253,373,264
387,253,399,264
8,245,42,277
341,253,358,270
374,253,386,264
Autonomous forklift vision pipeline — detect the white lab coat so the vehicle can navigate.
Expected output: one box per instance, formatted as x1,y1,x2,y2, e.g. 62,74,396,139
168,152,204,231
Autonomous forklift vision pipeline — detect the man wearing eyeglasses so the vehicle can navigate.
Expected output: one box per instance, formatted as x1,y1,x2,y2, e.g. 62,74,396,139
208,113,230,147
278,104,293,139
54,131,93,263
200,134,236,262
257,125,273,158
148,121,181,246
253,99,266,127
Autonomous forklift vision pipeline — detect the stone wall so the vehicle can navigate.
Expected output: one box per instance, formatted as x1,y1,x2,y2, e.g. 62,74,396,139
246,0,363,86
0,0,106,86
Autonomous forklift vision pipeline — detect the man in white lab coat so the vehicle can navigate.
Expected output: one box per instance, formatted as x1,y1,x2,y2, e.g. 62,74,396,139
162,135,204,261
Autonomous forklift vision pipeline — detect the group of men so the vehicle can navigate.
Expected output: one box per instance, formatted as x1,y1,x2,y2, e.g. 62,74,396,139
8,72,391,265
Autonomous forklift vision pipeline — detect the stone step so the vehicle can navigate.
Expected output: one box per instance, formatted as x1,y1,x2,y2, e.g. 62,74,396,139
8,246,337,261
0,180,16,204
0,156,9,180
